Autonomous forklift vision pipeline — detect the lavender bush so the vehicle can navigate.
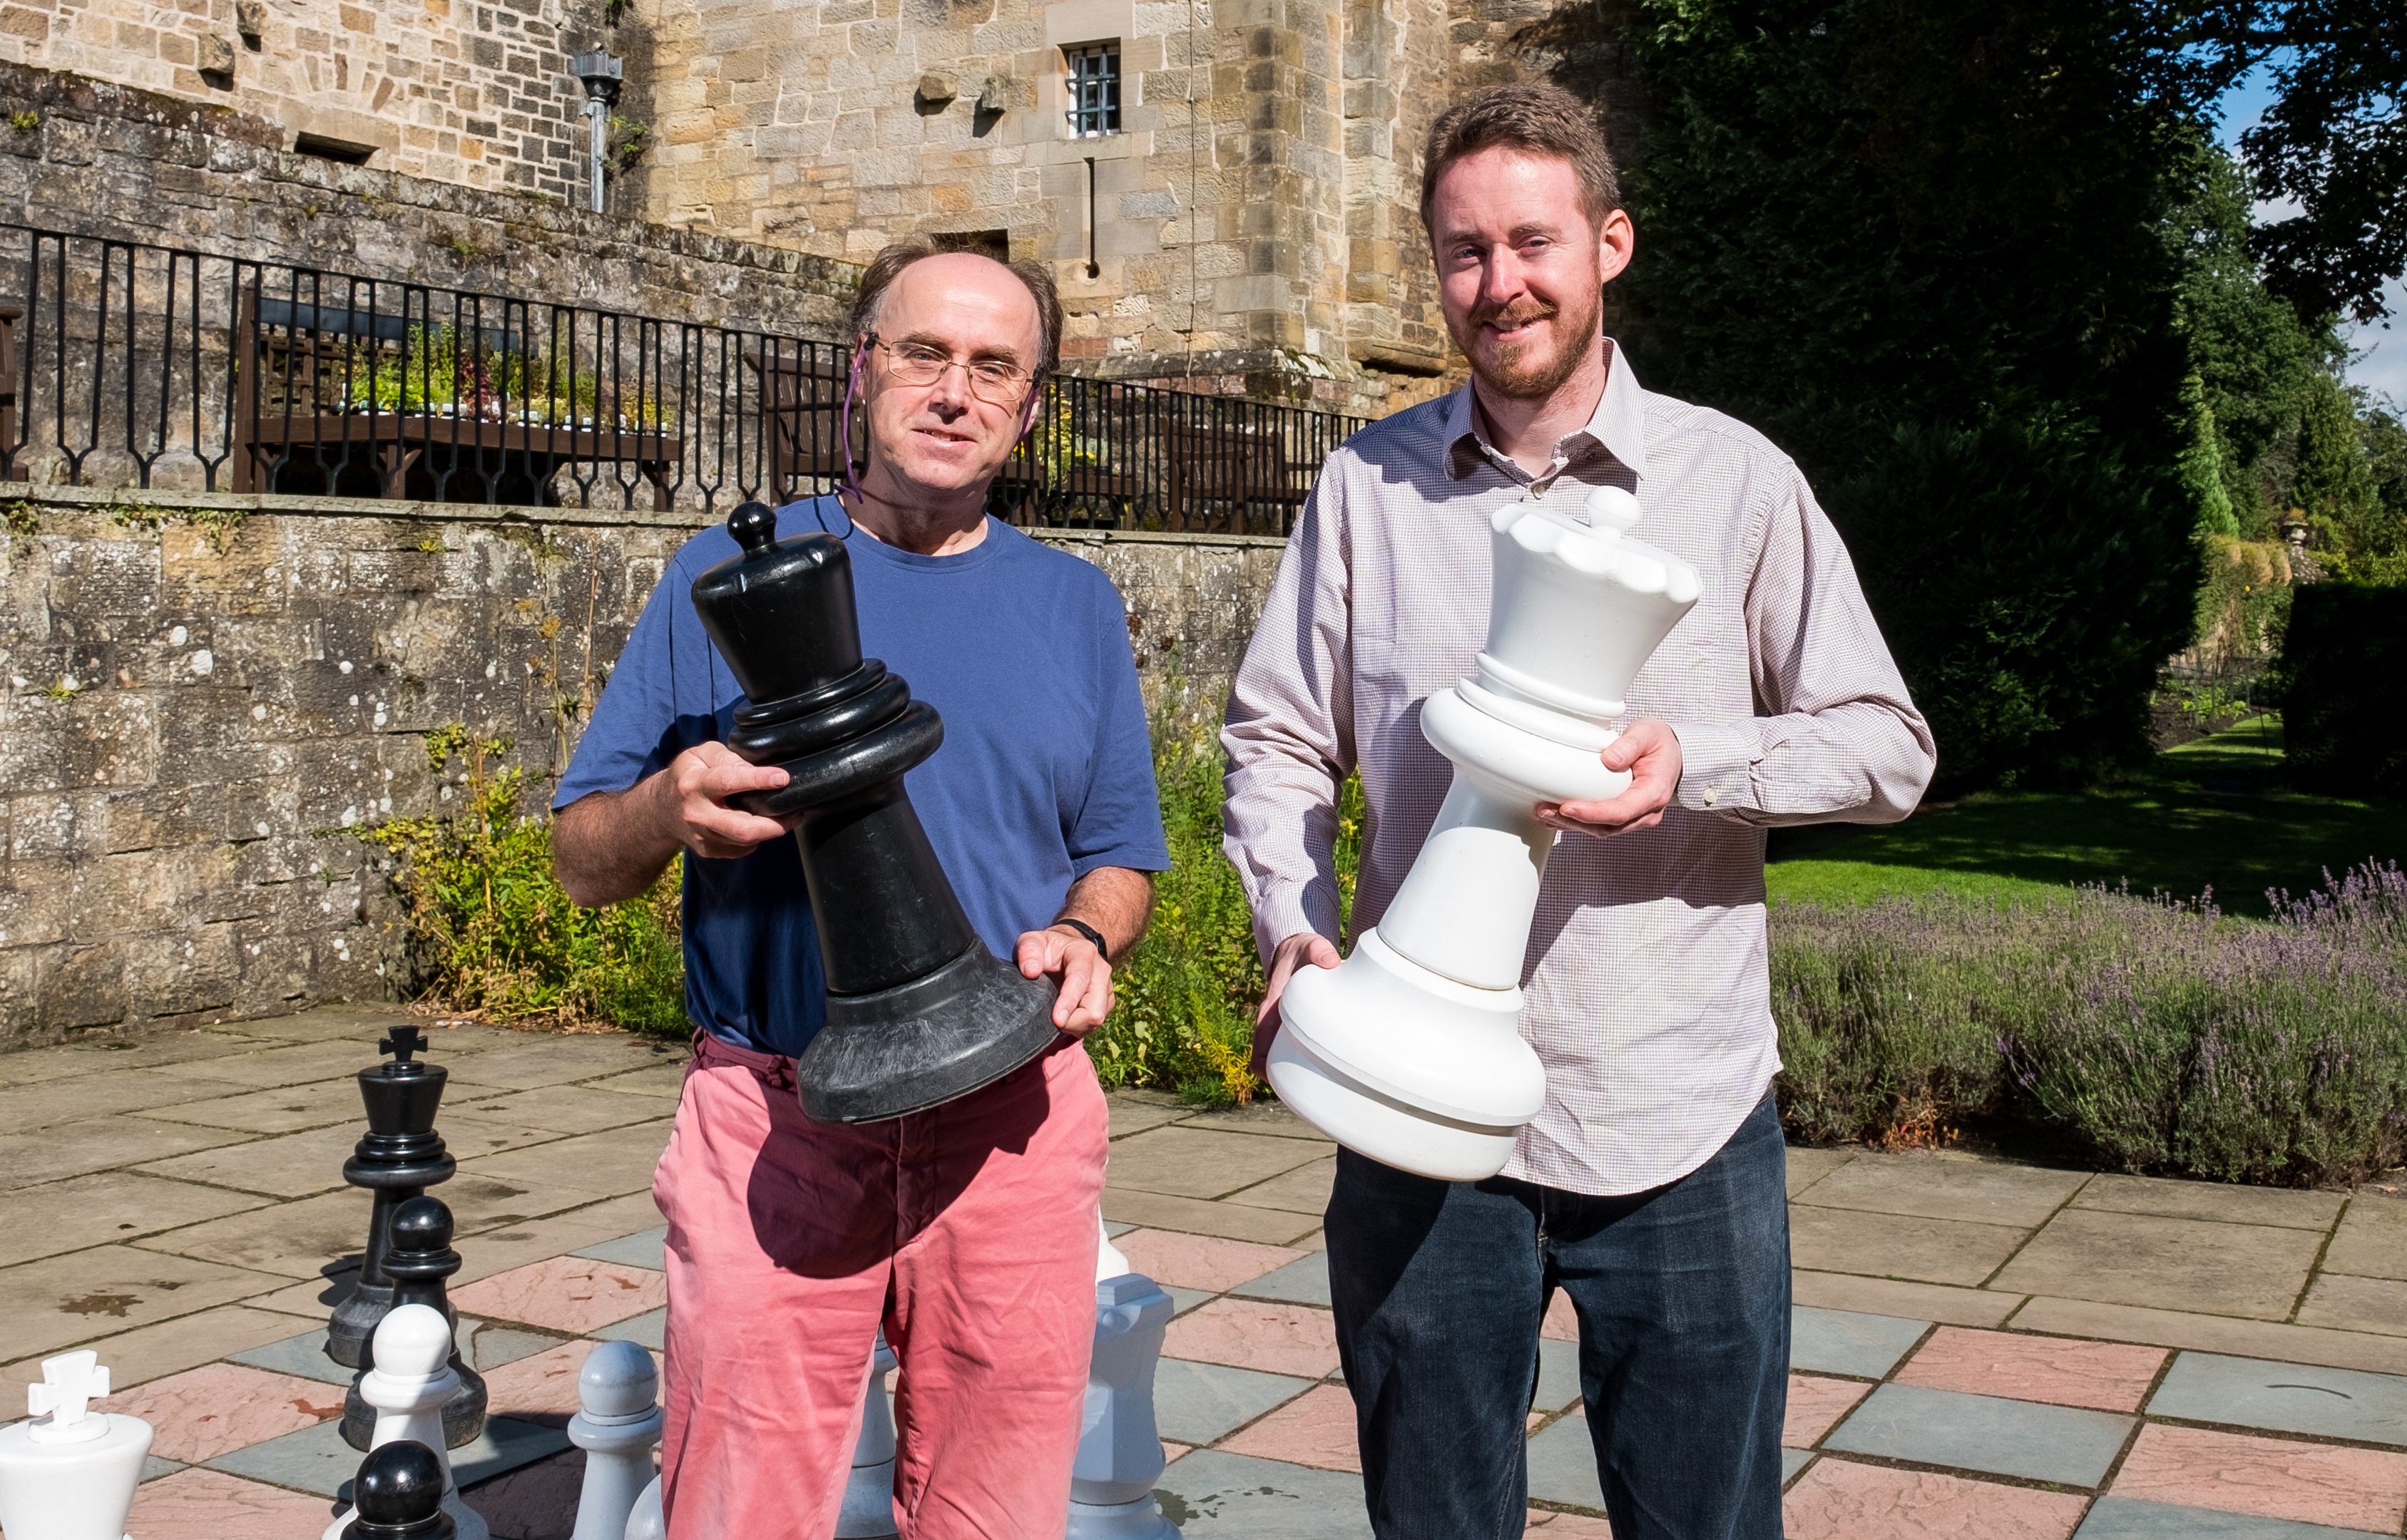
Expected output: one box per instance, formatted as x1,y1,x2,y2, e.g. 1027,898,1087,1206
1772,862,2407,1186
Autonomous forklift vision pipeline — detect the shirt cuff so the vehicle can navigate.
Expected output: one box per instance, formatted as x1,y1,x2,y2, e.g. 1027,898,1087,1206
1248,882,1330,967
1667,719,1759,814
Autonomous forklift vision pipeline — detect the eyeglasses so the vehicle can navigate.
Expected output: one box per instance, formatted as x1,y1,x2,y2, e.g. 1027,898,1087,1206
864,334,1034,405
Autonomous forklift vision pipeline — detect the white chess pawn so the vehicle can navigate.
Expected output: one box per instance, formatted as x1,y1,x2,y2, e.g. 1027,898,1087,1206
324,1303,489,1540
568,1341,663,1540
0,1350,153,1540
1067,1222,1179,1539
835,1333,899,1538
623,1474,664,1540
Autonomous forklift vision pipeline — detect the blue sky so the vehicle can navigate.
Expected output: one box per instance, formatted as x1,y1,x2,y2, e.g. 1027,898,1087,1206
2217,64,2407,407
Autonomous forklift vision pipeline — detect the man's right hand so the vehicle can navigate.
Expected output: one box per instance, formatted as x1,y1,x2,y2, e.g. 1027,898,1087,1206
645,741,793,861
1250,930,1341,1086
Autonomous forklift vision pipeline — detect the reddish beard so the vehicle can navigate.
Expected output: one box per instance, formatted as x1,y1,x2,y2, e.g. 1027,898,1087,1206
1454,287,1601,401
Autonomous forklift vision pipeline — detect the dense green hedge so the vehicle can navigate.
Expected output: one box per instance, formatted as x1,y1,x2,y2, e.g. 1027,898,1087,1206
2274,582,2407,797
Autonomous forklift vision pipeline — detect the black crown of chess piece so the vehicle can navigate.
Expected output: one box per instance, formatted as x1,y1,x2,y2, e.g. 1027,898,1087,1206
690,500,1061,1123
343,1196,488,1453
329,1027,456,1374
342,1439,457,1540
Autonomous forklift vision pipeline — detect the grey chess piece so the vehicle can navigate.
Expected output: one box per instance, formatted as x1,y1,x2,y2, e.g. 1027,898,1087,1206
1067,1244,1180,1539
837,1333,900,1537
623,1476,664,1540
568,1341,663,1540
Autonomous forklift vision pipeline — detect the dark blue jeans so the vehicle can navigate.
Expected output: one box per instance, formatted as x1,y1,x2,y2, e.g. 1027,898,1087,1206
1325,1093,1790,1539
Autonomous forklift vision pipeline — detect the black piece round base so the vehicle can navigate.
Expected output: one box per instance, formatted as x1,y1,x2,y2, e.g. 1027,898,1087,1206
799,944,1063,1124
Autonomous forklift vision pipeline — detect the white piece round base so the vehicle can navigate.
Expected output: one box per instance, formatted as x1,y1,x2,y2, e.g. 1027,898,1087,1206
0,1414,151,1540
1065,1493,1181,1539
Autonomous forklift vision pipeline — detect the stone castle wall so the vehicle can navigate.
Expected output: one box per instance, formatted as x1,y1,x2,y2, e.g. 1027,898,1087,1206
0,485,1282,1045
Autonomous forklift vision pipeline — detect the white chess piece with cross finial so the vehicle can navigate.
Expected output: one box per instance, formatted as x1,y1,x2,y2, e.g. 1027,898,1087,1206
1267,484,1702,1181
568,1340,663,1540
1066,1217,1180,1539
0,1350,153,1540
323,1304,489,1540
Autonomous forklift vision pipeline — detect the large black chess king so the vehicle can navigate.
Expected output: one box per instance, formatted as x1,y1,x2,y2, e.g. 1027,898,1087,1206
691,500,1061,1123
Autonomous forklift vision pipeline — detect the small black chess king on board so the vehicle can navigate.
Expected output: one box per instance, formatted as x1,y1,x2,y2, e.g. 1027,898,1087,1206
689,500,1062,1123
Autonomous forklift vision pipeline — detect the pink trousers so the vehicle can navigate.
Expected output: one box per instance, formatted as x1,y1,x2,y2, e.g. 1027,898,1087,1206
651,1032,1108,1539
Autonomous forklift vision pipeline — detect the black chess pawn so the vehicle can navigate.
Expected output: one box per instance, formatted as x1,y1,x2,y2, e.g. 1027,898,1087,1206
330,1026,456,1372
342,1196,489,1452
342,1439,457,1540
690,500,1061,1124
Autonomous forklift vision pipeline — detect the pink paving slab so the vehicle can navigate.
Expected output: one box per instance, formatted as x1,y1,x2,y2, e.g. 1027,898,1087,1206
105,1361,344,1464
2110,1422,2407,1534
451,1255,669,1335
1219,1384,1362,1472
1112,1229,1304,1293
467,1447,588,1540
1524,1511,1616,1536
126,1467,337,1540
481,1340,609,1423
1162,1298,1342,1379
1894,1327,2169,1413
1544,1291,1578,1343
1162,1441,1193,1463
1782,1457,2087,1540
1783,1374,1871,1448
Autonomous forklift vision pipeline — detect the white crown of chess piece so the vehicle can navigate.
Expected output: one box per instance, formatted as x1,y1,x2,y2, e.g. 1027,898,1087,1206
623,1475,664,1540
0,1350,153,1540
1267,485,1702,1180
568,1340,663,1540
835,1333,900,1538
1067,1221,1180,1539
324,1304,489,1540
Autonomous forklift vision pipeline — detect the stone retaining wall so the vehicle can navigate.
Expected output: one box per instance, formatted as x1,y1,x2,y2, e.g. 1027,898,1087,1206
0,485,1282,1045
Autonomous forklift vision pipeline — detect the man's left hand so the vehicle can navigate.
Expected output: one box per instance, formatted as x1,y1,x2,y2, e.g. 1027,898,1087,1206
1016,925,1115,1037
1535,718,1684,838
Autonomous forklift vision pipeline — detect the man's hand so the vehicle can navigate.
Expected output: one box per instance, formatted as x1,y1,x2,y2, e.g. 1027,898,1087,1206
1535,718,1683,839
1251,930,1342,1084
648,741,793,861
1016,925,1115,1037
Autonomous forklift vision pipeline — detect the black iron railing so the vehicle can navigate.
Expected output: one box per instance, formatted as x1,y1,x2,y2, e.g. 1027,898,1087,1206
0,224,1366,535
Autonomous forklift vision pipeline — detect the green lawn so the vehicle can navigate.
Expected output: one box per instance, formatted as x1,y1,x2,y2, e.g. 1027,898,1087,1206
1765,717,2407,916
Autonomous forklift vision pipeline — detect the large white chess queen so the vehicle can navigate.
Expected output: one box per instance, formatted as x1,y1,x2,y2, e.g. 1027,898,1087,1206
1265,486,1701,1181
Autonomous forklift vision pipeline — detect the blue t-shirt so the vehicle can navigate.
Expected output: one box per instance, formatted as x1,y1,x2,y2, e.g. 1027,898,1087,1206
554,497,1170,1059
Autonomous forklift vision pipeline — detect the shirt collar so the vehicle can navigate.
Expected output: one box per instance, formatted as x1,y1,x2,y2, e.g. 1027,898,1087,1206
1443,336,1649,486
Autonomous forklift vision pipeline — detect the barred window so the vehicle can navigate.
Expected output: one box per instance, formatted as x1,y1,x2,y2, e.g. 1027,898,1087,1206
1065,43,1120,138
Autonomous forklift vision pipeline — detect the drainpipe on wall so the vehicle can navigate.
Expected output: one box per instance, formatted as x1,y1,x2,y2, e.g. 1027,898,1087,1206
571,51,623,215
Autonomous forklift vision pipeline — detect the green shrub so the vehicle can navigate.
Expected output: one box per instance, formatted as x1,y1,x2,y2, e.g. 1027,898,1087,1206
2272,582,2407,797
357,729,688,1038
1772,866,2407,1185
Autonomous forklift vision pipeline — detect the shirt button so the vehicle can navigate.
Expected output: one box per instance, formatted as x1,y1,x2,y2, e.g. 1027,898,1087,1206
1702,788,1719,807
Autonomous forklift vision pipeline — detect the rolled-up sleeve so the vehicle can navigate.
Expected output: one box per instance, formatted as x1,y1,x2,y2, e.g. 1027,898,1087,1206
1670,467,1936,824
1221,473,1357,962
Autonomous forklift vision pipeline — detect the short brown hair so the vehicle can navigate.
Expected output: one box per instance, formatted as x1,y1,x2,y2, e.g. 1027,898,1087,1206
846,235,1065,384
1419,83,1620,235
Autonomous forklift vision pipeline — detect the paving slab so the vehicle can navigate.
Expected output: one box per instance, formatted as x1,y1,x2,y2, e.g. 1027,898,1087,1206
2296,1272,2407,1337
593,1306,665,1350
2110,1422,2407,1534
572,1226,668,1271
1824,1382,2132,1487
1533,1336,1583,1412
0,1114,256,1190
0,1030,260,1082
143,1082,361,1134
0,1169,270,1265
126,1465,337,1538
1787,1373,1874,1446
1789,1203,2030,1286
1151,1357,1313,1445
1105,1098,1188,1140
1782,1457,2091,1540
1107,1126,1329,1201
456,1122,674,1198
1220,1382,1362,1472
1894,1326,2167,1412
1990,1210,2324,1320
2148,1352,2407,1446
441,1083,674,1135
1171,1104,1334,1143
229,1327,361,1386
2010,1295,2407,1377
1166,1298,1341,1380
1231,1252,1332,1308
2074,1496,2391,1539
1227,1156,1337,1216
2324,1197,2407,1283
442,1191,670,1286
1104,1189,1324,1246
1,1303,317,1402
150,1040,389,1089
206,1411,568,1498
441,1037,680,1091
1789,1305,1930,1378
1794,1154,2088,1228
469,1324,576,1372
2073,1175,2345,1233
582,1063,688,1098
1153,1449,1371,1538
1525,1409,1605,1511
0,1244,292,1360
1784,1146,1856,1198
135,1122,377,1198
1792,1269,2023,1328
0,1067,225,1129
1782,1447,1814,1484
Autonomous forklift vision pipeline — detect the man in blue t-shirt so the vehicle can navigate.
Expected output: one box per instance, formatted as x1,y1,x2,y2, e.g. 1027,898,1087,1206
551,241,1168,1540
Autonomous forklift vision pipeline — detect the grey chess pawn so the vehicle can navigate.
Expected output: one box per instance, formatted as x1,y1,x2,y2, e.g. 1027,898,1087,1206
623,1476,664,1540
568,1341,663,1540
1067,1226,1180,1539
341,1439,457,1540
322,1304,489,1540
332,1027,455,1372
342,1195,487,1451
836,1333,899,1538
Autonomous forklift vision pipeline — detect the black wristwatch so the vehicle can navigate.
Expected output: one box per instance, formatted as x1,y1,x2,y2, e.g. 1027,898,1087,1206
1056,917,1109,956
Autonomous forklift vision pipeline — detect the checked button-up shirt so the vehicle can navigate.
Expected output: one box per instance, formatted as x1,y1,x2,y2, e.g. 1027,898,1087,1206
1221,342,1936,1196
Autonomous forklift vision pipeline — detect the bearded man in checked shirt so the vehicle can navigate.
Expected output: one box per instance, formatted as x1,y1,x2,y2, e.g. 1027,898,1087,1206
1222,83,1938,1539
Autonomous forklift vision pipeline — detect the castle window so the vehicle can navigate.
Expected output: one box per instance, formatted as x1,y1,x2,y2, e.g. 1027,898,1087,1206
1064,43,1120,138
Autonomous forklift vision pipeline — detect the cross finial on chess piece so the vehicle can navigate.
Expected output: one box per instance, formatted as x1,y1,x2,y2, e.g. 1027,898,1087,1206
26,1350,108,1435
379,1025,428,1069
